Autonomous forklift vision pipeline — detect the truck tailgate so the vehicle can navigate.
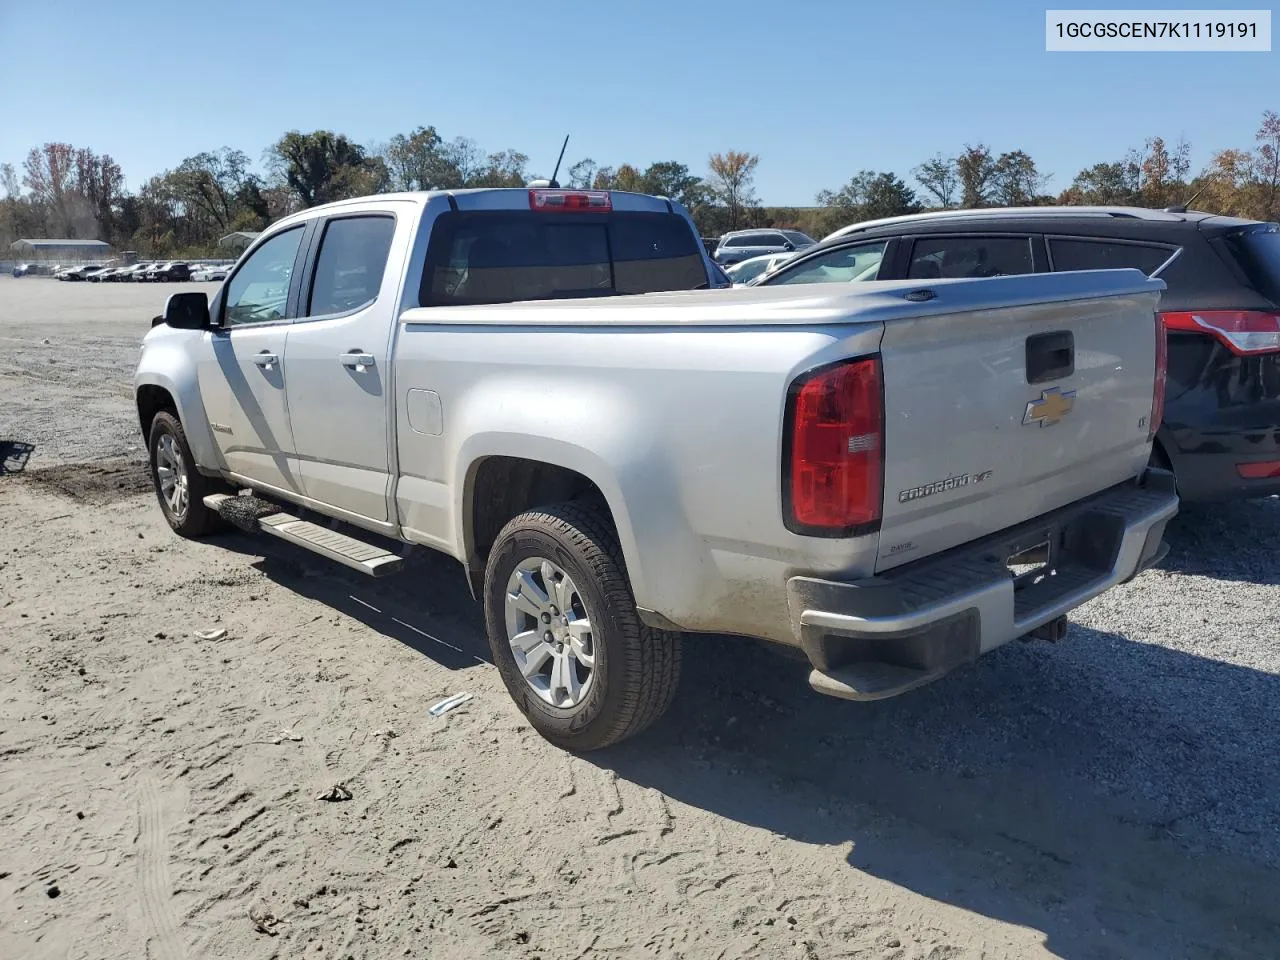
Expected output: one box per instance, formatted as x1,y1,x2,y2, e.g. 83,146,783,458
875,269,1165,572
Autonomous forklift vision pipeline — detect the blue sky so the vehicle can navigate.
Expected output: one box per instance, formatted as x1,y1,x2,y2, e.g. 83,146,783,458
0,0,1275,205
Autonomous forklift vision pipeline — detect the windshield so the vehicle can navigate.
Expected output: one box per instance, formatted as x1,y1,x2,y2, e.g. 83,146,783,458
420,210,708,306
725,258,772,284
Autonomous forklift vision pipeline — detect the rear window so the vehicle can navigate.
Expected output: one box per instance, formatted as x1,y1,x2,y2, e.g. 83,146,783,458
725,233,785,248
1049,238,1175,276
1223,227,1280,304
420,211,707,306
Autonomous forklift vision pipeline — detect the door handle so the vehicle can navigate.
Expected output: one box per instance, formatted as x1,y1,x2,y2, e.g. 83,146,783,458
252,352,278,368
1025,331,1074,384
341,352,376,369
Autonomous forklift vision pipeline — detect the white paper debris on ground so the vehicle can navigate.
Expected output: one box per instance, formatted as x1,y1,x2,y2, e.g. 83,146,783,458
192,628,227,641
428,692,473,717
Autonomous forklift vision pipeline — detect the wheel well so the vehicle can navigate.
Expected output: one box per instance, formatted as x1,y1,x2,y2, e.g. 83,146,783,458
137,385,178,438
466,456,613,593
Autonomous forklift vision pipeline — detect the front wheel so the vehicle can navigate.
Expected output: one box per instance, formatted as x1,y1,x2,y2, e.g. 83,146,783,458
483,502,682,751
148,412,228,537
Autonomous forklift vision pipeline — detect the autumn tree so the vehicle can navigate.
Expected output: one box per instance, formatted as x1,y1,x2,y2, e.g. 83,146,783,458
706,151,759,230
1063,161,1139,205
1256,110,1280,219
913,153,959,208
170,148,266,235
381,126,448,191
955,144,997,208
991,150,1049,206
269,131,387,208
816,170,920,222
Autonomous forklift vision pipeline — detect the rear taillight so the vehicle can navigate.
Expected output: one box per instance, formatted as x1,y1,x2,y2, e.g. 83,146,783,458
1237,460,1280,480
784,357,883,535
1150,311,1167,441
528,189,611,212
1161,310,1280,355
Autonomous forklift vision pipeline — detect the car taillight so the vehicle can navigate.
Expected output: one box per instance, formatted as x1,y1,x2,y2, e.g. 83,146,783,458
1150,311,1167,441
1237,460,1280,479
784,357,883,535
1161,310,1280,355
528,189,611,212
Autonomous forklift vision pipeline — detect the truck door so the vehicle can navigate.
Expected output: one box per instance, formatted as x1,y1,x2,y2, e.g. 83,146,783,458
282,211,403,525
196,225,307,494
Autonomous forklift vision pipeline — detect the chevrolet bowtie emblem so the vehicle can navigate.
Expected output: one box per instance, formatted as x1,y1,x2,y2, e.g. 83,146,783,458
1023,386,1076,427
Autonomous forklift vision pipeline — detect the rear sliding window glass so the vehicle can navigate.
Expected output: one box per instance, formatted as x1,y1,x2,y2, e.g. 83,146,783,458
420,211,707,306
1223,227,1280,303
1049,238,1175,276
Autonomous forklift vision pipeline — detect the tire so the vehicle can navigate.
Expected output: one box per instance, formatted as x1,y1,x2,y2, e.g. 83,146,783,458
147,411,228,538
483,502,682,752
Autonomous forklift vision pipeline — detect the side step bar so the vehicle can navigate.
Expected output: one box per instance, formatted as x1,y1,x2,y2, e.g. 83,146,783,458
204,493,404,578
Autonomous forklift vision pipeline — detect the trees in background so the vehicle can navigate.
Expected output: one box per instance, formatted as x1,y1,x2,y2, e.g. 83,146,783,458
5,109,1280,257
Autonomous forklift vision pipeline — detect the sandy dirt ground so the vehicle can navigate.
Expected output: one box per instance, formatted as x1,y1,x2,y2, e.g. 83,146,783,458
2,277,1279,959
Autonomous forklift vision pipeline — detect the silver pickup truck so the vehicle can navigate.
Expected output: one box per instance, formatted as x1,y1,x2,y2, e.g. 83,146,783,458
135,187,1178,751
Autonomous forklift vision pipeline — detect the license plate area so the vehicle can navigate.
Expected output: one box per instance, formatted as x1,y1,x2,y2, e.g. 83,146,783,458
1003,529,1059,591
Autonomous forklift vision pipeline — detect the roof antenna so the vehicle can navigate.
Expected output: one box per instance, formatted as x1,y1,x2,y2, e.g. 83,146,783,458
1165,186,1204,214
548,135,570,189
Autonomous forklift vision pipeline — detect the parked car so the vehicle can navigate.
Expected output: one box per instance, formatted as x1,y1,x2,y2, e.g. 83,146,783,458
153,261,192,282
192,263,230,282
136,262,168,282
56,264,103,281
757,206,1280,501
135,187,1174,751
12,262,33,277
112,264,147,281
712,228,815,266
85,266,119,282
724,251,795,286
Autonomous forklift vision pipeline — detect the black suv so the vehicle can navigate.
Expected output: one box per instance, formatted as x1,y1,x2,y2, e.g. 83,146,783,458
153,261,192,282
758,206,1280,501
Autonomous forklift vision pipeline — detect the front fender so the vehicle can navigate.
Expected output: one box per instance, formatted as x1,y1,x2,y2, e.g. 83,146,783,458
134,329,224,474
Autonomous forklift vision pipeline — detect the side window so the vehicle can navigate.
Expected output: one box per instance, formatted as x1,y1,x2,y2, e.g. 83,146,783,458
223,227,305,326
725,236,755,248
908,236,1034,279
1048,238,1175,276
766,240,889,285
305,215,396,318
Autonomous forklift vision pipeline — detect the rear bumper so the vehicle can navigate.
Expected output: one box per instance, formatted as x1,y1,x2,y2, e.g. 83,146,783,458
787,469,1178,701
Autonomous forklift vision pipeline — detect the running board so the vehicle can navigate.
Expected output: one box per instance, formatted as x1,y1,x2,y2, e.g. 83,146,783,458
203,494,403,578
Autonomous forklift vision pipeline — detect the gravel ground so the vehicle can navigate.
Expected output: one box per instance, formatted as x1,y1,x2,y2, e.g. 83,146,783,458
1,276,1278,959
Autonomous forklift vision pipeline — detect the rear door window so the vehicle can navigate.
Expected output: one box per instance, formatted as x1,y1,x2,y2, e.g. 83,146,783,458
305,215,396,317
1049,237,1176,276
908,235,1035,279
420,211,707,305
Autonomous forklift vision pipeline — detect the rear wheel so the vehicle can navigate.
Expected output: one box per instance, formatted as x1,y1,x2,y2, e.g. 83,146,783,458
483,502,682,751
148,412,228,538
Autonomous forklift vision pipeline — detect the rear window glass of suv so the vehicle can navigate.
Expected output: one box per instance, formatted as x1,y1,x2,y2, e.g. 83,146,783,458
1222,227,1280,303
1049,238,1175,276
420,211,707,306
725,233,785,248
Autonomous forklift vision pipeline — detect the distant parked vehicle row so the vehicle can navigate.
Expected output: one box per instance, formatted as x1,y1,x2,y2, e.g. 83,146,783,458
45,261,231,283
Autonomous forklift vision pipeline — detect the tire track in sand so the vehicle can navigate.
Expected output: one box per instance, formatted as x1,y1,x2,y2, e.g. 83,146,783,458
136,775,186,960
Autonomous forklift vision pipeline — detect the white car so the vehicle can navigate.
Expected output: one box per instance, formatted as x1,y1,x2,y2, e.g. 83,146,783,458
134,187,1176,751
724,251,795,286
191,264,230,282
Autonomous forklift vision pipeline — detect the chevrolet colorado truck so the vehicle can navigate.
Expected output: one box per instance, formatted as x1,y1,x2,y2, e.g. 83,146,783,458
135,186,1178,751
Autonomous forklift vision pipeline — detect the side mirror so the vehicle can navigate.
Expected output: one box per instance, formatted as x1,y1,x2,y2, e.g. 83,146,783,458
162,291,211,330
782,240,795,251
